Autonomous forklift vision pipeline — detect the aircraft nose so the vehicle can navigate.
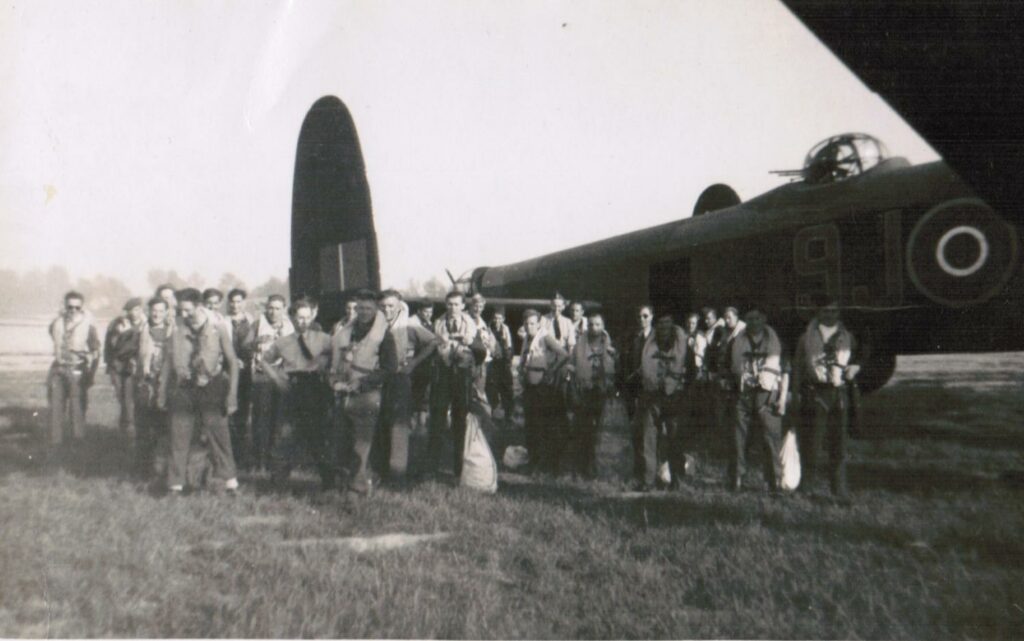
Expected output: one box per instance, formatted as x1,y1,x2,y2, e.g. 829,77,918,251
906,198,1020,306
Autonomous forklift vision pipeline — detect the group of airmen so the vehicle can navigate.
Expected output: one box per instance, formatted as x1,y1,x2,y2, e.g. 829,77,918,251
46,283,860,499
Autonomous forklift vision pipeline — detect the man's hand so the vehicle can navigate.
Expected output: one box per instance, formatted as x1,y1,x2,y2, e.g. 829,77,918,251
844,364,861,381
226,399,238,416
773,399,787,416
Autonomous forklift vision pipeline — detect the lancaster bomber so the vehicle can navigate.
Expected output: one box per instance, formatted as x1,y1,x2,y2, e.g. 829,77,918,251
289,95,1022,394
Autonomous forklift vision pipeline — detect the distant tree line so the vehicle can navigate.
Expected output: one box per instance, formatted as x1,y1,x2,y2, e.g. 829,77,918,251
0,266,289,318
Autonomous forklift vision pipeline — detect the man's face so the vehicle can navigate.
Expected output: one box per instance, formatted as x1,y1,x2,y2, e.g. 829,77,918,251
228,294,245,316
524,316,541,337
204,296,222,311
418,306,433,323
355,299,377,324
179,301,202,327
638,308,653,331
685,315,699,334
570,304,583,321
588,316,604,336
159,289,176,309
493,312,505,326
128,305,145,325
550,297,566,315
293,306,314,333
724,309,739,329
64,298,84,321
381,296,402,323
818,304,840,328
703,311,718,330
149,302,167,326
266,300,286,324
345,301,358,319
470,299,485,317
745,310,766,334
655,316,675,342
446,296,464,316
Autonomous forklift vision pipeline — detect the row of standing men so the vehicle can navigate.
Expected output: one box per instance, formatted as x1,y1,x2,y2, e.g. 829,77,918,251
49,285,857,497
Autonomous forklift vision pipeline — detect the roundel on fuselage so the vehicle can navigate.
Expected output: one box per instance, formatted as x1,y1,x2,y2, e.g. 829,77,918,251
906,198,1019,307
692,184,741,216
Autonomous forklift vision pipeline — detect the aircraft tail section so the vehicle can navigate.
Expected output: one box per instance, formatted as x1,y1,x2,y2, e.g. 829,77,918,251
291,96,380,324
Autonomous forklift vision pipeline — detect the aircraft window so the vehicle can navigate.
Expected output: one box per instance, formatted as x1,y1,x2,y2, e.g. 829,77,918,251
802,133,889,184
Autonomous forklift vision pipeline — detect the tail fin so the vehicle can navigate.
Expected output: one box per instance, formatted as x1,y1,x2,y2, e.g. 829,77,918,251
291,96,380,324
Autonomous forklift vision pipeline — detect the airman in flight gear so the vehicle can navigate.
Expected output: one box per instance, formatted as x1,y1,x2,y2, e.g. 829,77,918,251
569,301,588,343
332,289,396,495
428,290,484,478
793,295,859,499
637,313,689,490
104,297,146,437
47,290,101,449
262,298,335,489
248,294,294,472
485,307,516,424
541,292,576,352
519,309,570,474
728,304,787,492
375,290,439,482
161,288,240,495
620,304,655,485
135,296,173,479
409,303,436,430
566,312,616,479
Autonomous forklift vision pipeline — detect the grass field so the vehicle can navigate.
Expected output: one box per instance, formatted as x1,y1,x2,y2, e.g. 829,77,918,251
1,354,1023,638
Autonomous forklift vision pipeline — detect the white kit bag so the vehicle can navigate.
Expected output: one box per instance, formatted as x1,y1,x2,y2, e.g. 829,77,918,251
779,430,801,491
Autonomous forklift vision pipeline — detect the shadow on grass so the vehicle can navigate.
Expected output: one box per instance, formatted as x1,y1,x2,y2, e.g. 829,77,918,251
0,404,134,481
499,472,1024,568
858,384,1024,450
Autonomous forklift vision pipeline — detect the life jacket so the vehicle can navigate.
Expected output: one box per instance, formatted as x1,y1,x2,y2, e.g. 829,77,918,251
685,331,709,382
731,325,783,392
469,315,496,363
50,312,95,366
572,331,616,391
522,329,559,386
138,320,173,379
641,326,688,395
172,316,226,383
334,310,388,386
387,301,416,366
798,319,854,387
434,312,477,368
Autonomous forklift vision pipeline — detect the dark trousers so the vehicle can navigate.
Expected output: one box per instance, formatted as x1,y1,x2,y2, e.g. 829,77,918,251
429,365,472,476
251,377,284,472
374,373,413,479
167,377,237,488
686,381,715,455
623,383,644,482
47,365,87,445
229,367,253,471
111,371,135,432
731,389,783,488
522,383,566,474
485,358,515,418
638,391,686,486
799,385,850,495
713,383,738,459
571,387,606,478
133,379,170,479
270,374,337,485
411,363,432,414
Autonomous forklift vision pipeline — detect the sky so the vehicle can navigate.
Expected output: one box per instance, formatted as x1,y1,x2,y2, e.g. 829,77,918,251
0,0,939,296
